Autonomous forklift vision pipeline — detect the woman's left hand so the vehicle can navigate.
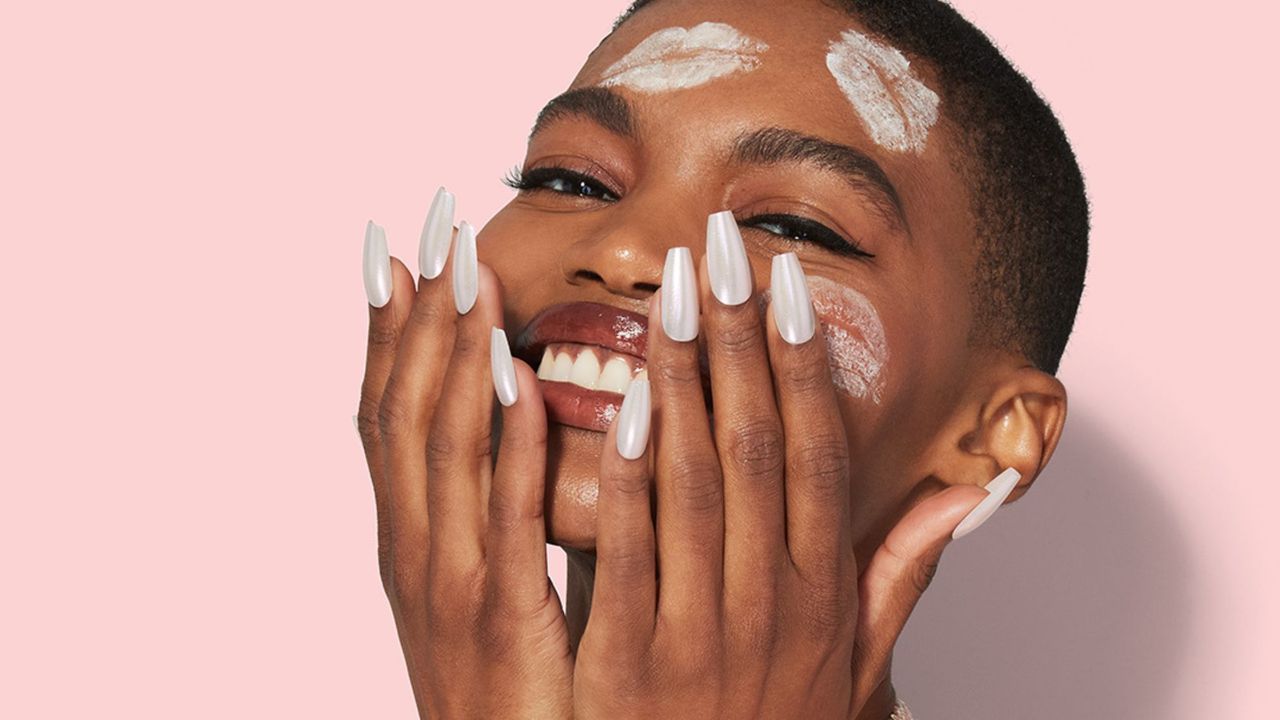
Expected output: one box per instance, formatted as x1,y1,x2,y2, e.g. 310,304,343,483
572,253,993,719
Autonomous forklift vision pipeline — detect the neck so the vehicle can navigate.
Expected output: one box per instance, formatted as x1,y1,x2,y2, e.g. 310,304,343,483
563,550,899,719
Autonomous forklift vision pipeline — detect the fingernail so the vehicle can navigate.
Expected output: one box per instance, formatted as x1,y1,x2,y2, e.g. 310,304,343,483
362,221,392,308
453,221,478,315
419,186,456,279
952,468,1022,539
661,247,699,342
490,327,518,407
770,252,816,344
707,211,752,306
615,377,651,460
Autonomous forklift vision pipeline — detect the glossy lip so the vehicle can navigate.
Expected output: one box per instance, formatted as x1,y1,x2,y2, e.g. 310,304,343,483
514,301,710,433
515,302,649,433
516,302,649,361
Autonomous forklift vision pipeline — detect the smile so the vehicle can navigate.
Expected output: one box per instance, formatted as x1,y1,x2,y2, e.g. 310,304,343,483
515,301,710,433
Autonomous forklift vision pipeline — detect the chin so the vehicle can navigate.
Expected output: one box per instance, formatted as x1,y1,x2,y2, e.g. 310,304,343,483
544,423,605,552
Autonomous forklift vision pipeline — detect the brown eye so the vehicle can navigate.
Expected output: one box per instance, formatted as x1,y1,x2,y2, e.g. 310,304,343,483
504,167,620,202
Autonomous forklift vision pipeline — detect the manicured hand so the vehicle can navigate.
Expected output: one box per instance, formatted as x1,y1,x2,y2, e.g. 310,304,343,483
573,216,1003,719
356,201,573,719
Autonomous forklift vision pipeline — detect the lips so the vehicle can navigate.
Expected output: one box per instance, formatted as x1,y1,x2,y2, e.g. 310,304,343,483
515,303,650,432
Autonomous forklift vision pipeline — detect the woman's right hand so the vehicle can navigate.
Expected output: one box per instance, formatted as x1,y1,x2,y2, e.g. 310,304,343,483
355,215,573,719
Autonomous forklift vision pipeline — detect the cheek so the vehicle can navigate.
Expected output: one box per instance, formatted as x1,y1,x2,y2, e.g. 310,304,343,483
808,277,890,404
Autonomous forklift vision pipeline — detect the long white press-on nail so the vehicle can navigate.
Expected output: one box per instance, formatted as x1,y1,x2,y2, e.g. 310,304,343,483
453,221,478,315
952,468,1022,539
661,247,699,342
770,252,816,344
706,211,752,306
615,376,652,460
490,327,519,407
362,221,392,308
419,187,457,279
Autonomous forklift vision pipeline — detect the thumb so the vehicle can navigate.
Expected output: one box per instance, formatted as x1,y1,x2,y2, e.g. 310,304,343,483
851,469,1022,695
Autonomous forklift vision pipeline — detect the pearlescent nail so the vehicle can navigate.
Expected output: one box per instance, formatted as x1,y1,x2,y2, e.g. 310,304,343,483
362,221,392,308
770,252,816,344
707,211,752,306
453,221,478,315
615,377,651,460
419,187,456,279
952,468,1022,539
490,327,518,407
661,247,699,342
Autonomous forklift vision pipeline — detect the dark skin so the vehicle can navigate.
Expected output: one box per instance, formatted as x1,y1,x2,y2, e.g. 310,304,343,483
356,0,1068,717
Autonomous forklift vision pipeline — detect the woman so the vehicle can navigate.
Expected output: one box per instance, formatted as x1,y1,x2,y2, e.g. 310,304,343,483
356,0,1087,717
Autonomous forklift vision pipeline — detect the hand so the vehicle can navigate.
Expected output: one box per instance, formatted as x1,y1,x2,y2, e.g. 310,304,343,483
572,246,1000,719
356,218,572,719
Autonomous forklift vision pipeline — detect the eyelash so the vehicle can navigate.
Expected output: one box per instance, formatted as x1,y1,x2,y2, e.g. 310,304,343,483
502,166,875,259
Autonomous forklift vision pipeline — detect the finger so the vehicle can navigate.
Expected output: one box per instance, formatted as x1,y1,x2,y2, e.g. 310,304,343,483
378,215,459,591
851,473,1017,697
649,248,724,627
487,346,553,610
698,218,787,600
765,254,852,578
358,222,417,474
426,228,503,574
357,220,417,583
590,374,657,646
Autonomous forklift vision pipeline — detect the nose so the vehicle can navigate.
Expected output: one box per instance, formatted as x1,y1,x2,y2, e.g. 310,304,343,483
559,197,704,301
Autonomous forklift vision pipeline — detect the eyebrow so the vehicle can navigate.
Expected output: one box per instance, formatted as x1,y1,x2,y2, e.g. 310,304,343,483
529,91,905,230
531,87,636,140
732,127,906,229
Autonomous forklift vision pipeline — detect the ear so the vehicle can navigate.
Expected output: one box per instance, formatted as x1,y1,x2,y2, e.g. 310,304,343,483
927,361,1068,501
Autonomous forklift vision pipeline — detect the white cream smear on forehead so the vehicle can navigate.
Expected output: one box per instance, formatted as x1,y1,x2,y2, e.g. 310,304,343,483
598,22,769,94
763,276,889,404
826,29,940,154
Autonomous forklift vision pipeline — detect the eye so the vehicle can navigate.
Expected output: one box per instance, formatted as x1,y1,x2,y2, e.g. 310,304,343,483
503,166,620,202
740,213,875,259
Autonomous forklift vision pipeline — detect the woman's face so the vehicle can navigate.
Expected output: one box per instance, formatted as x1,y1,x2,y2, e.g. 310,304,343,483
479,0,983,556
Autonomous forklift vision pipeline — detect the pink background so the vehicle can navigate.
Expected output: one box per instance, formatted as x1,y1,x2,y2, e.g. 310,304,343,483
2,1,1274,717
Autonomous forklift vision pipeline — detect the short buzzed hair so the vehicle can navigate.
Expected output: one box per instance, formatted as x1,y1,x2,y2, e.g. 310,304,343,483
615,0,1089,374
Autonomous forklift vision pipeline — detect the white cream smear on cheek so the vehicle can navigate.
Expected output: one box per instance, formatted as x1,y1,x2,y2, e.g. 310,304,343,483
764,276,890,404
598,22,769,94
826,29,940,154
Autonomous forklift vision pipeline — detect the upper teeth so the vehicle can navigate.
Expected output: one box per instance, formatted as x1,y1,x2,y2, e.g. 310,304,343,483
535,343,644,394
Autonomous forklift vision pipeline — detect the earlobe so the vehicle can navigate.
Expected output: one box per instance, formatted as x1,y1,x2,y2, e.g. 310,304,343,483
936,365,1069,499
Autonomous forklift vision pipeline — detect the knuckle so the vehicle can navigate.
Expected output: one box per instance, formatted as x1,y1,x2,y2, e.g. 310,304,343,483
376,384,417,442
666,456,723,513
356,398,383,447
606,466,651,500
367,321,400,350
449,325,485,359
911,556,940,595
599,539,653,581
780,355,830,395
425,566,482,627
650,353,702,387
426,420,492,470
407,295,450,330
725,421,785,482
712,313,766,357
487,490,535,534
790,439,850,499
388,561,425,609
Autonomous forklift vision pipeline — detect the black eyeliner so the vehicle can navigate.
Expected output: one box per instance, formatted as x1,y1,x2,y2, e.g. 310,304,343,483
742,213,876,259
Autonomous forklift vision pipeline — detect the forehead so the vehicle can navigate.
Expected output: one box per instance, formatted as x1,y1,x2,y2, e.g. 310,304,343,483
573,0,944,161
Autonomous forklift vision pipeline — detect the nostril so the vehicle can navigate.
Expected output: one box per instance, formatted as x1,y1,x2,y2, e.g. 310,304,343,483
634,281,660,294
574,270,605,285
